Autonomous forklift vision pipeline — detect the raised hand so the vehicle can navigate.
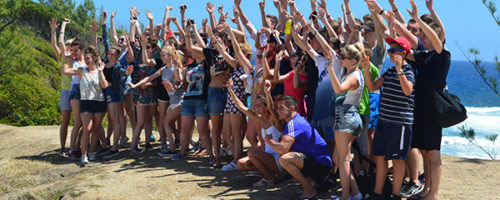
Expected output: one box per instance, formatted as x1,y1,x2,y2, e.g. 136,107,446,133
386,11,396,28
264,80,272,92
233,5,240,18
130,7,139,18
318,7,326,17
63,18,70,24
407,0,419,20
206,2,215,13
226,79,234,89
140,35,148,44
288,0,296,8
202,18,208,28
126,65,134,75
90,20,99,33
217,3,225,15
111,10,118,20
394,54,403,72
259,0,265,11
235,0,242,7
145,9,153,21
344,0,350,4
180,4,187,14
127,82,137,89
49,18,59,32
166,6,173,11
273,0,281,9
101,11,107,24
426,0,433,11
361,54,370,71
262,45,270,57
169,17,178,23
319,0,327,9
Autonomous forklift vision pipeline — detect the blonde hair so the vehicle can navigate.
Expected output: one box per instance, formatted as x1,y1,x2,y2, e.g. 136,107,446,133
341,43,363,67
162,46,183,67
239,42,253,59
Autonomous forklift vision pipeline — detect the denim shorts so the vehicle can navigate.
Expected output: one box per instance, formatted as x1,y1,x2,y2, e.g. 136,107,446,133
312,115,335,142
80,100,107,114
207,87,227,116
104,87,124,104
60,89,72,111
69,84,81,100
180,99,208,117
335,103,362,136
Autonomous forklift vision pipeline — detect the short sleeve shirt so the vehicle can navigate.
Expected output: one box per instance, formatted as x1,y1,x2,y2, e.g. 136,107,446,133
379,64,415,125
284,114,332,167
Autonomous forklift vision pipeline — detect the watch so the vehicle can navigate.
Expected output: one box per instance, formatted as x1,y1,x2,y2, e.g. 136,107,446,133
397,71,405,75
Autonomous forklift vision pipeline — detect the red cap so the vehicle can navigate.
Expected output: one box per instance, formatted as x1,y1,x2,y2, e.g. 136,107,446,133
385,37,411,54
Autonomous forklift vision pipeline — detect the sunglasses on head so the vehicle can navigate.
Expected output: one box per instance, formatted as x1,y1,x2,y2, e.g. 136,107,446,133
388,48,405,54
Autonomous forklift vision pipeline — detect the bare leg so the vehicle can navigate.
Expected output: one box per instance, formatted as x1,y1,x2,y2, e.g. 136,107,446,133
158,101,169,147
108,102,122,151
425,150,442,200
279,152,317,199
210,114,223,166
90,113,106,153
236,156,258,171
70,100,82,151
163,106,181,152
196,116,213,159
144,104,156,146
229,113,243,161
80,113,93,156
392,159,406,196
179,116,195,156
245,118,259,148
60,110,71,151
130,104,146,151
407,148,422,184
373,155,388,195
334,131,357,199
248,147,279,179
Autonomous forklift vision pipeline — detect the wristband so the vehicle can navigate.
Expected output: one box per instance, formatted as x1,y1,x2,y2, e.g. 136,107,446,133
60,32,64,34
346,11,351,15
397,71,404,75
379,9,385,15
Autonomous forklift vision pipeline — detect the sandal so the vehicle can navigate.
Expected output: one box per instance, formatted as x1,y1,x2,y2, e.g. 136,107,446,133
253,178,274,187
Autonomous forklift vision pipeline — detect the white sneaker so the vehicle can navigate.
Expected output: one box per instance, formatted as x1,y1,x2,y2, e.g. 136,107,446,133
350,193,363,200
221,161,240,171
88,152,96,161
227,149,233,156
81,155,89,166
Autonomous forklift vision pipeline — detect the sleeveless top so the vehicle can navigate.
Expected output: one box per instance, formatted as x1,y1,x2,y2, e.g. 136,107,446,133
335,70,364,107
79,68,104,101
72,61,87,85
261,125,283,154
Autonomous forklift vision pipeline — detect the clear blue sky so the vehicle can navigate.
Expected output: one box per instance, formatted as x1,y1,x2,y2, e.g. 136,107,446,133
76,0,500,61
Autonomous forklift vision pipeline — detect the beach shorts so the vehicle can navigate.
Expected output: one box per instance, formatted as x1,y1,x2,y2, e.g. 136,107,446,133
80,100,106,114
60,89,72,111
207,87,227,116
104,87,124,104
372,121,412,160
180,99,208,117
334,103,362,137
368,93,380,130
69,84,81,100
312,115,335,142
301,153,332,184
155,86,170,102
356,114,371,155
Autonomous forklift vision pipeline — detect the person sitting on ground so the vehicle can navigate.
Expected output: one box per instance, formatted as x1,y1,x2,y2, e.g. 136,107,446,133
266,95,332,199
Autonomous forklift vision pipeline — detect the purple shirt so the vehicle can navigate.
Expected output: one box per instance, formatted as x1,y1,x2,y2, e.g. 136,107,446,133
284,114,332,167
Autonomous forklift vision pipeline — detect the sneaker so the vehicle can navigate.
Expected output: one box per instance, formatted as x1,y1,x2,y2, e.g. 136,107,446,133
221,161,240,171
88,152,96,161
131,147,145,155
170,153,185,161
119,137,129,146
150,134,156,142
145,144,154,151
401,182,424,198
350,193,363,200
103,149,120,159
81,155,89,166
252,178,274,187
158,149,177,157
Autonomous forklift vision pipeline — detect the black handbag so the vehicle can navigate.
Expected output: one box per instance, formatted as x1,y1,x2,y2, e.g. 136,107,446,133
432,87,467,128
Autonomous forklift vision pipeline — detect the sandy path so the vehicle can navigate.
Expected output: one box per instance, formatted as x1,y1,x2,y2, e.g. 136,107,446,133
0,124,499,199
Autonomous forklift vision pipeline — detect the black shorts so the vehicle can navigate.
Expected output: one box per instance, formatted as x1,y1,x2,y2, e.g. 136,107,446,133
372,121,412,160
80,100,106,114
411,109,442,151
154,85,170,102
301,153,331,184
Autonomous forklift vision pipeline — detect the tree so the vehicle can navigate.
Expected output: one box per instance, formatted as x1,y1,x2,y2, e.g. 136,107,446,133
457,0,499,160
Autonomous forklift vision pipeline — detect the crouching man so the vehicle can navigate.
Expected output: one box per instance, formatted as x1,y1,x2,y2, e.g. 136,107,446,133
265,96,332,199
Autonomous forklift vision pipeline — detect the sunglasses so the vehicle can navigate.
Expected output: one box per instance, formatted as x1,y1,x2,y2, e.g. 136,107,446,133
256,55,263,59
388,48,405,54
339,53,352,60
119,38,126,42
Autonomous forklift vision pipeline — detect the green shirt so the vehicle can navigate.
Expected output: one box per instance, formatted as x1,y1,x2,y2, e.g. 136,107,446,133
358,62,380,116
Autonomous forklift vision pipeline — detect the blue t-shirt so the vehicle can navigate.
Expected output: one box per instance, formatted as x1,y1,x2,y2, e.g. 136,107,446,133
284,114,332,167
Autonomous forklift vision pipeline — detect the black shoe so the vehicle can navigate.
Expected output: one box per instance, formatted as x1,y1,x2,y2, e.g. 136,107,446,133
145,143,154,151
103,149,120,159
366,193,384,200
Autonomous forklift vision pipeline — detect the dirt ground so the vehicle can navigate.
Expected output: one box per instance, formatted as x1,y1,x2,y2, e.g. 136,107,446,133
0,124,499,199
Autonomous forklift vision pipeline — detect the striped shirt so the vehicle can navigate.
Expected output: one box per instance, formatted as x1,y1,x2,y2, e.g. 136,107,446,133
379,64,415,125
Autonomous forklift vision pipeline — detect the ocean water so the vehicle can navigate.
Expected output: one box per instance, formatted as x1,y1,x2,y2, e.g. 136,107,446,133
380,60,500,160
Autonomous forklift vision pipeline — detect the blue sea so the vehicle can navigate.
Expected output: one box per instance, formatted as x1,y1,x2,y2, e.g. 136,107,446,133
381,60,500,160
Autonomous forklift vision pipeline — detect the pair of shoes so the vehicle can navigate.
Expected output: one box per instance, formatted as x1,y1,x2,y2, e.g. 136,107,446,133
401,182,424,198
170,153,185,161
252,178,274,187
221,161,240,171
88,152,97,161
158,149,176,157
119,137,129,146
103,149,120,159
81,155,89,166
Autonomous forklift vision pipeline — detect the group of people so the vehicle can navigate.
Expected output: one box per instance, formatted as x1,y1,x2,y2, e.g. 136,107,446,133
49,0,450,199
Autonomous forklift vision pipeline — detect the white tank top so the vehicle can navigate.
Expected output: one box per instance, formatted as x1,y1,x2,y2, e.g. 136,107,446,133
336,70,364,107
71,61,87,85
261,125,283,154
79,68,104,101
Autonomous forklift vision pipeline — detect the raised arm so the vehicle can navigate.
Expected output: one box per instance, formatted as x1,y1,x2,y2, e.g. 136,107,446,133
259,0,271,28
344,0,357,30
365,0,391,48
205,2,218,32
101,12,110,55
408,0,442,53
97,61,110,89
224,23,251,70
272,51,290,83
60,55,80,76
236,0,258,41
211,31,238,68
426,0,445,41
124,34,135,64
293,63,307,89
145,10,155,38
140,35,157,66
90,20,99,48
263,81,280,123
110,10,120,46
161,6,173,42
227,80,261,121
191,24,207,49
361,54,383,91
388,10,418,49
58,19,70,56
49,18,61,60
318,7,338,41
261,47,274,80
325,50,360,94
171,17,186,42
184,24,205,60
384,0,403,24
